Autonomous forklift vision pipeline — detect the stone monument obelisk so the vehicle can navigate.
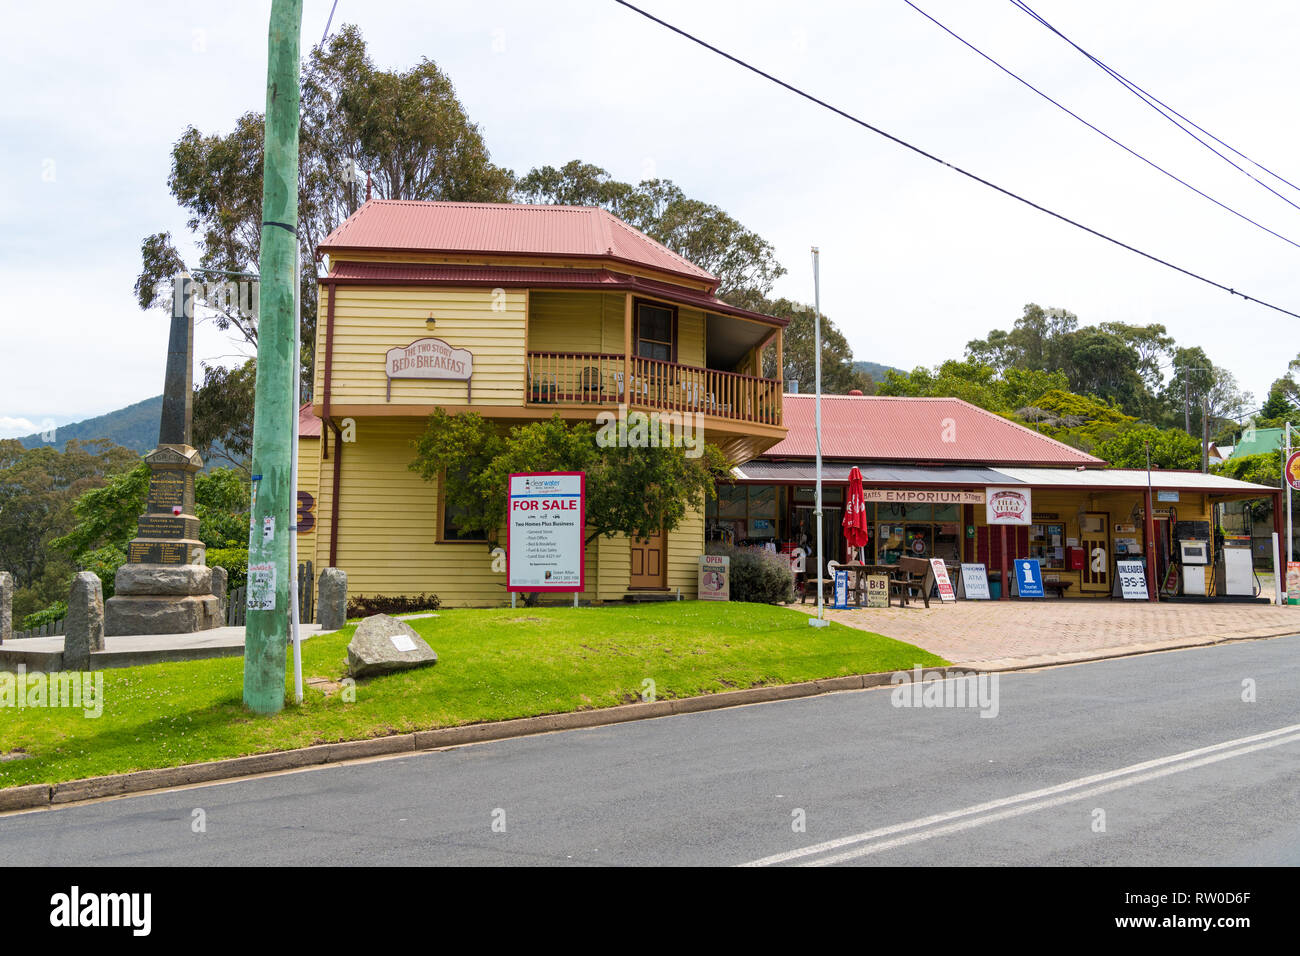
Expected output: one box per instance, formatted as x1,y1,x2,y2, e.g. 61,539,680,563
105,276,221,635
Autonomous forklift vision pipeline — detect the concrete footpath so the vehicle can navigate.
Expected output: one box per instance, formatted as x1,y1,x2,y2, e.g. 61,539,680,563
0,625,325,672
801,599,1298,670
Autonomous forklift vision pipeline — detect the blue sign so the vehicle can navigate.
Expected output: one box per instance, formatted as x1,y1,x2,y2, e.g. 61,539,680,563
833,569,850,609
1015,558,1044,598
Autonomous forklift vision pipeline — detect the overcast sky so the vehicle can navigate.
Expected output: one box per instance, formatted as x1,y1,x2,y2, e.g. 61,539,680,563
2,0,1295,436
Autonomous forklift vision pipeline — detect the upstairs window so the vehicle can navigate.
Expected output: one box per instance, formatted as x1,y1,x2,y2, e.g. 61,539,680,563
636,300,676,362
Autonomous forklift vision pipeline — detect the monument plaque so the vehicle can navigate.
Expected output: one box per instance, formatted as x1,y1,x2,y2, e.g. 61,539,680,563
105,276,221,636
147,471,187,510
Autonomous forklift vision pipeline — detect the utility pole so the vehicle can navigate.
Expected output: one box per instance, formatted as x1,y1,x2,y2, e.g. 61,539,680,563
809,247,828,628
243,0,303,715
1202,393,1210,473
1183,373,1190,435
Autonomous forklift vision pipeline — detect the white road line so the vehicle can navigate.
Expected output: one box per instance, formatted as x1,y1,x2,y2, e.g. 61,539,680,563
742,722,1300,867
807,731,1300,866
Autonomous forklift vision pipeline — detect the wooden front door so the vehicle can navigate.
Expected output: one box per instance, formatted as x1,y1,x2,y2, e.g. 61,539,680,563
1080,512,1110,593
630,531,667,589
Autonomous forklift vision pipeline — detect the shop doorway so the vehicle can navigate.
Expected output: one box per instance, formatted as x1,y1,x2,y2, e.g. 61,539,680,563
630,531,666,589
1080,512,1110,594
792,504,844,571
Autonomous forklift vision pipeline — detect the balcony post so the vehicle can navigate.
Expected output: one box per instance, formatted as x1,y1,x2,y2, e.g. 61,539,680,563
623,293,633,405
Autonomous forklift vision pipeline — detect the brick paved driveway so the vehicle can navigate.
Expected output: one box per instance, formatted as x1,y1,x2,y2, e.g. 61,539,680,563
802,599,1300,670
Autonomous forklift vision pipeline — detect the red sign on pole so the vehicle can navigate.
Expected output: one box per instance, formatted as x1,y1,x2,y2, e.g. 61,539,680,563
1285,450,1300,491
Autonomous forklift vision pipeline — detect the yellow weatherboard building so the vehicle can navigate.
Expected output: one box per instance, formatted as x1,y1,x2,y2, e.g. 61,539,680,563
301,199,789,606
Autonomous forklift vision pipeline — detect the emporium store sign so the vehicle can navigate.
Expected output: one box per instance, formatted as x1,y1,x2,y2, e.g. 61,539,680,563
862,488,984,504
985,487,1032,526
385,337,473,401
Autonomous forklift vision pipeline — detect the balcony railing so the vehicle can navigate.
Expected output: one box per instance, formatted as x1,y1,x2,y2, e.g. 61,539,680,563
526,351,783,426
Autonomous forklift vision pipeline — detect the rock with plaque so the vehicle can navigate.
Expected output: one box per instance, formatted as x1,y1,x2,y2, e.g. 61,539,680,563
105,277,222,636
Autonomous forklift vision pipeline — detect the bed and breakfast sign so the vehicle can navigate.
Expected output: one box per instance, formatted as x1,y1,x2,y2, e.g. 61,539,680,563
507,472,586,592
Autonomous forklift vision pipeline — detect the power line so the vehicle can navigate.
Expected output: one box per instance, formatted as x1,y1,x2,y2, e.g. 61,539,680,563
1009,0,1300,207
611,1,1300,321
321,0,340,47
904,0,1300,251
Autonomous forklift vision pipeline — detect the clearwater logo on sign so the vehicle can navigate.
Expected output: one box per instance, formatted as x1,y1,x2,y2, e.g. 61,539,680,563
985,487,1032,526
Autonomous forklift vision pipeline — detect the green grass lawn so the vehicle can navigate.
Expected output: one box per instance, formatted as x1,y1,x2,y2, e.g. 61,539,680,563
0,602,945,789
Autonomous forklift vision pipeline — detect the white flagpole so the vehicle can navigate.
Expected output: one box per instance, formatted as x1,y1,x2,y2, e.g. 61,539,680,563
810,247,829,628
1286,421,1293,569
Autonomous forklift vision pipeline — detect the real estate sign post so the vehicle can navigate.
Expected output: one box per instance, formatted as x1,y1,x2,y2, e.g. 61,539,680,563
507,473,586,593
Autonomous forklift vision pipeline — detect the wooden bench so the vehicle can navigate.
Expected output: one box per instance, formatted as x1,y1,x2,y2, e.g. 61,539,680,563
799,575,833,604
1043,580,1072,599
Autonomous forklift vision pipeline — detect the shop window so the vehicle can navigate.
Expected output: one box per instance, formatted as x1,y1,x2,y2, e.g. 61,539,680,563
708,484,785,544
793,485,843,505
718,485,747,519
1028,522,1066,569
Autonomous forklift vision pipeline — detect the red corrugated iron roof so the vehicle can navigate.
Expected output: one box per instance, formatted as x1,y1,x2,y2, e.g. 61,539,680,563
299,403,321,438
324,262,788,327
766,395,1103,467
319,200,716,287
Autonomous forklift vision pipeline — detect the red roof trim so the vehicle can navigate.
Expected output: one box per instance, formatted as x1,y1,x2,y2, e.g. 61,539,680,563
764,394,1103,467
318,199,717,289
298,403,321,438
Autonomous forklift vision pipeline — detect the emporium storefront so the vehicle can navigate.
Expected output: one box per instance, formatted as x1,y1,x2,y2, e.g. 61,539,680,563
710,394,1282,599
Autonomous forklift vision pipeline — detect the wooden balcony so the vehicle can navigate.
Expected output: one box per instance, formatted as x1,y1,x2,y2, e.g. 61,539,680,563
526,351,783,427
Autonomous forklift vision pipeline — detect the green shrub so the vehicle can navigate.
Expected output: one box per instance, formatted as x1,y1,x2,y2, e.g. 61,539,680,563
347,593,442,617
705,543,795,604
22,601,67,631
79,545,127,599
207,547,248,590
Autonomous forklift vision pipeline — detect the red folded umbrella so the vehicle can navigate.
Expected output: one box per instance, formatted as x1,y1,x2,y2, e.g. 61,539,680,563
842,466,869,561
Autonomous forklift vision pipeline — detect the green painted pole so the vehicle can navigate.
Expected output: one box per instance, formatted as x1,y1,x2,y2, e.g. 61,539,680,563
243,0,303,714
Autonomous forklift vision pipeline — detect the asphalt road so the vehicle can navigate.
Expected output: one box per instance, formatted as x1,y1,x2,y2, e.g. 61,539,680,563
4,635,1300,866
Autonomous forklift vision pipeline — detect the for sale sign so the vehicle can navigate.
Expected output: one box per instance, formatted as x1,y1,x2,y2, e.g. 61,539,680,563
507,473,585,592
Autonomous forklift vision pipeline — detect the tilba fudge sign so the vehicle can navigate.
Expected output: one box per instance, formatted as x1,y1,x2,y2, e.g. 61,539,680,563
985,487,1032,525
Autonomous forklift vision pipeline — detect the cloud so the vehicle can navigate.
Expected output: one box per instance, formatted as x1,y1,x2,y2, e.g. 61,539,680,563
0,417,41,438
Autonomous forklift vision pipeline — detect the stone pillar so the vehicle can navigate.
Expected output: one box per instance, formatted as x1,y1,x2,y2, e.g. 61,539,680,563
210,566,229,625
0,570,12,644
317,568,347,631
65,572,105,670
104,276,219,637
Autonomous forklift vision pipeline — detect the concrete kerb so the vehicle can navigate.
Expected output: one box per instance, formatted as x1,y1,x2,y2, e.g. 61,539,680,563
0,665,978,814
953,627,1300,674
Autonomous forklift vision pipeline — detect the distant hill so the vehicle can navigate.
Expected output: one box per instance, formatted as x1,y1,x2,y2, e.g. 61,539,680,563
853,360,904,382
18,395,161,453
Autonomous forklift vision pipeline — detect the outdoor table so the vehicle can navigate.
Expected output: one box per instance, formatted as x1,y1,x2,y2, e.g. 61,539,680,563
834,562,895,607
